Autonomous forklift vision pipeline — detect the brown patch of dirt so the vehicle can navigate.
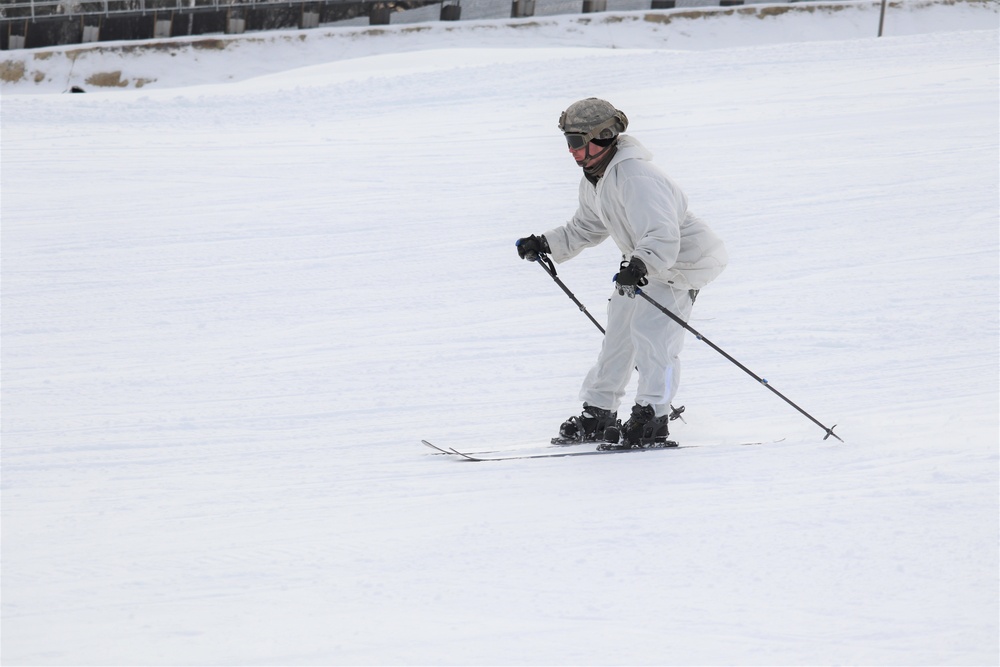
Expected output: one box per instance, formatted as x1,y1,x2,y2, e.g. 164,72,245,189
86,71,129,87
643,10,710,24
190,39,228,50
0,60,26,83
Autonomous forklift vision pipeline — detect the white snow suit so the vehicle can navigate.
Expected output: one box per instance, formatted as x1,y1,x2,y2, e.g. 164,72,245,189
543,135,728,416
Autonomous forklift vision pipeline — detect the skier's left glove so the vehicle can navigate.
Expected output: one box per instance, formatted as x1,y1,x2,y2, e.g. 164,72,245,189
614,257,648,298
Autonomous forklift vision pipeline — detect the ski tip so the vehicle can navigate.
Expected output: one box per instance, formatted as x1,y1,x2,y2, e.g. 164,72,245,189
421,439,452,455
447,447,483,462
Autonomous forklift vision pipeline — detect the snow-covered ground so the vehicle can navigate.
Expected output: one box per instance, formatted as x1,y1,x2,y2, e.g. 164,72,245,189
1,0,995,94
2,1,998,664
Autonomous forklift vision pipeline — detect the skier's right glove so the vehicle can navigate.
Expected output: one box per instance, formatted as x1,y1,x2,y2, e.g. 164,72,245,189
516,234,550,261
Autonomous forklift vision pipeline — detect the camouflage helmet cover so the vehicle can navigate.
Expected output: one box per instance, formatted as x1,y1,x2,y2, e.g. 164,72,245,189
558,98,629,140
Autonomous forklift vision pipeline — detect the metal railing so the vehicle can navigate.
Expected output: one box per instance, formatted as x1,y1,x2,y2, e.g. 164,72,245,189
1,0,375,21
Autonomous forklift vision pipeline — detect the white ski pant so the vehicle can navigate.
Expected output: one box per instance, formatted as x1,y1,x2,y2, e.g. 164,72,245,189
579,280,694,418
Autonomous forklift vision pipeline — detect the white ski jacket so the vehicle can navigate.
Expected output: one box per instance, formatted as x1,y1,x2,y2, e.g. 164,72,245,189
544,135,728,291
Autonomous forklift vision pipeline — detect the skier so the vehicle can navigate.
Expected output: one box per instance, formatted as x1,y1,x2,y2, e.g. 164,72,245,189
517,98,728,448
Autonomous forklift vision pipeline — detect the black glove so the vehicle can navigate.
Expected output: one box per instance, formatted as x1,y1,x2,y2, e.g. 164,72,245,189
614,257,648,298
516,234,550,261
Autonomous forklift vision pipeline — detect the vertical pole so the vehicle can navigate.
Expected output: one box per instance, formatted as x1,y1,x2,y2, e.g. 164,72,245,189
878,0,887,36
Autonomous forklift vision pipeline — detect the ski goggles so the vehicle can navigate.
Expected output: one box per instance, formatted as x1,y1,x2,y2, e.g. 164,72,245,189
562,116,621,150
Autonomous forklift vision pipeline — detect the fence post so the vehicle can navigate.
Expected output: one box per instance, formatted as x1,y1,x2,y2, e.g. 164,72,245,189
441,1,461,20
226,8,245,33
370,4,391,24
154,14,172,37
511,0,535,17
301,9,319,28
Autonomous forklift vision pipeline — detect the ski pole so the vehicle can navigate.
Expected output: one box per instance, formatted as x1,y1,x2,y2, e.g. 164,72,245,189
633,288,842,442
535,254,607,334
531,254,687,423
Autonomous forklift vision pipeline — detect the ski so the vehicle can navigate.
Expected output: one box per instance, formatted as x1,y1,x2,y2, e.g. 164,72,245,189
447,443,683,462
423,439,682,462
423,438,603,456
422,439,458,455
422,438,782,462
422,439,501,456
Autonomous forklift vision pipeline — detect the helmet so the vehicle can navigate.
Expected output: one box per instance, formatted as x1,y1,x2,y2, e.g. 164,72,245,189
558,98,629,144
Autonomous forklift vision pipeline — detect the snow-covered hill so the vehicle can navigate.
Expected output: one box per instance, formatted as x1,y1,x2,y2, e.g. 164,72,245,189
0,0,995,93
2,1,998,664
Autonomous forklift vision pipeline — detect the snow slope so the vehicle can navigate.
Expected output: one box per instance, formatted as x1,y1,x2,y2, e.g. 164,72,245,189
2,2,998,665
1,0,995,93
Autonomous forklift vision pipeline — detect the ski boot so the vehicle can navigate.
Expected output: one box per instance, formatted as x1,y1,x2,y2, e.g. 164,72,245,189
599,404,677,450
551,404,618,445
